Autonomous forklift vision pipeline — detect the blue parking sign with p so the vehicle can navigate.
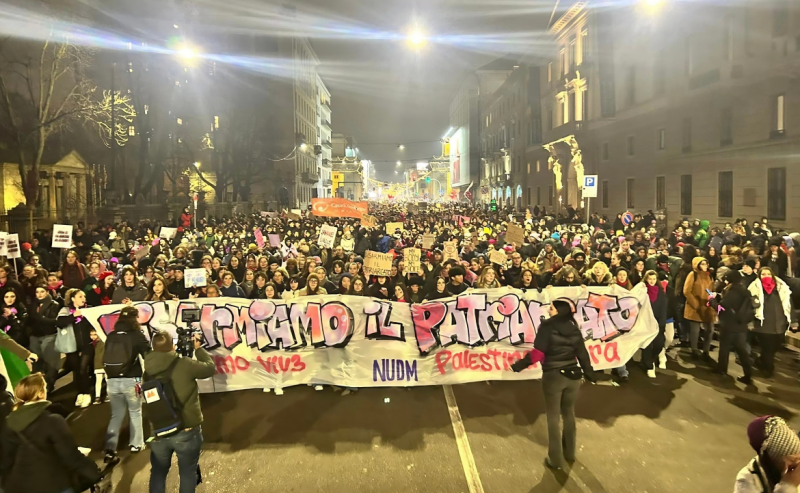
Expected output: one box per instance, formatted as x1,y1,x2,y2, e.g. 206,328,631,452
585,176,595,187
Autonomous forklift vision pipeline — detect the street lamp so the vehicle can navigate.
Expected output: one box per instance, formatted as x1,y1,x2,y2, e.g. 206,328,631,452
396,161,402,166
193,161,200,168
177,45,196,60
408,28,426,48
398,144,405,150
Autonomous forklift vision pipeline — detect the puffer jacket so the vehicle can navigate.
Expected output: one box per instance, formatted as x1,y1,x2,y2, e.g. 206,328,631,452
683,257,716,323
533,317,595,381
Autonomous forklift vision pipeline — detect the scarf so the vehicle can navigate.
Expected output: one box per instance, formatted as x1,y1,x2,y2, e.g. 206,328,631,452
646,284,659,303
616,280,629,289
762,277,776,295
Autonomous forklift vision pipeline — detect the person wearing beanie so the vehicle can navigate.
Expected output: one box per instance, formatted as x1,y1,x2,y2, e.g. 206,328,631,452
742,257,759,288
762,236,789,278
736,416,800,492
446,265,468,295
511,299,595,470
714,269,754,384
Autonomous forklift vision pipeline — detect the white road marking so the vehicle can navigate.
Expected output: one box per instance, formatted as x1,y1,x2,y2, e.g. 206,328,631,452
442,385,484,493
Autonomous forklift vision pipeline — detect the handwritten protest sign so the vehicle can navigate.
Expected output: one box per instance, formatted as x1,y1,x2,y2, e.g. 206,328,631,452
254,229,265,249
318,224,337,249
52,225,73,249
361,214,377,228
133,245,150,261
6,234,20,259
489,250,507,266
363,250,393,276
159,227,177,239
184,268,208,288
0,233,7,256
80,284,658,390
403,248,421,275
505,223,525,246
422,234,435,250
443,241,458,262
268,234,281,248
386,222,404,233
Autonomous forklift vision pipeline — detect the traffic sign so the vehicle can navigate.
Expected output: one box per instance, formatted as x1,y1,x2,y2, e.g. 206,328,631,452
583,175,598,198
622,211,634,226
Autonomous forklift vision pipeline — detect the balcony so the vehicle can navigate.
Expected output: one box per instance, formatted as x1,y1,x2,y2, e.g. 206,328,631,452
302,171,319,183
322,139,332,148
321,119,331,129
689,68,720,90
542,120,585,144
321,158,331,168
323,179,332,187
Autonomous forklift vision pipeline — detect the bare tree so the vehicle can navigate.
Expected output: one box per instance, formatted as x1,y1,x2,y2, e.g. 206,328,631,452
90,89,136,148
0,33,95,228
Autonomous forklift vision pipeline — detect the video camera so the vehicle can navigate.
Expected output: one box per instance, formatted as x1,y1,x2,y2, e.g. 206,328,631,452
177,308,202,358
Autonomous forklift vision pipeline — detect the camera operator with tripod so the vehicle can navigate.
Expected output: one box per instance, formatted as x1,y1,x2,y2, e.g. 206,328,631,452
143,328,215,493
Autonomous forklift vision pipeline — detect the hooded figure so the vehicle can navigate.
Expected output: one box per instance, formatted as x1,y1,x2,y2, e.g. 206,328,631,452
694,220,710,248
735,416,800,492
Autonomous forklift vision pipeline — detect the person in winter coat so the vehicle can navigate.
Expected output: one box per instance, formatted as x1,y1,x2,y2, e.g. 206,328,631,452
552,265,582,287
762,237,789,279
641,271,667,378
354,228,371,257
734,416,800,492
683,257,716,361
219,271,246,298
299,274,328,297
29,287,61,391
584,261,612,286
0,373,101,493
111,266,148,304
714,270,754,384
180,207,193,229
694,220,710,248
59,250,89,290
512,299,596,470
91,329,106,404
57,289,94,408
340,230,355,253
0,290,28,348
749,267,793,379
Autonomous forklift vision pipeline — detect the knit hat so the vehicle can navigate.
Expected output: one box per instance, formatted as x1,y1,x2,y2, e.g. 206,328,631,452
748,416,800,461
725,270,742,284
744,258,758,270
109,231,117,240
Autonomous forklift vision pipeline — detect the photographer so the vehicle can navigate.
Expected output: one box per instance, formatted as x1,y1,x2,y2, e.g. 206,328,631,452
103,305,151,464
144,330,215,493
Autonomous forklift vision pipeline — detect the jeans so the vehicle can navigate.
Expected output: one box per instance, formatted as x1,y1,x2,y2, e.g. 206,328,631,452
105,378,144,451
29,334,60,390
689,322,714,354
613,364,628,378
149,426,203,493
542,370,580,468
718,331,752,378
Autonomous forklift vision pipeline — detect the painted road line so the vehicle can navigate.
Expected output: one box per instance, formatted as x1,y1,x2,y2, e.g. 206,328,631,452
442,385,484,493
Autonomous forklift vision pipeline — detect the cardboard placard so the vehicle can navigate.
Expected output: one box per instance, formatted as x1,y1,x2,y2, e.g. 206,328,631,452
132,245,150,261
442,240,458,262
361,214,377,228
254,229,265,249
268,234,281,248
184,268,208,288
363,250,393,277
51,224,73,249
403,247,421,275
318,224,337,249
0,232,7,256
422,234,435,250
5,234,20,259
505,224,525,246
489,250,507,266
286,212,301,221
159,227,177,239
386,222,404,233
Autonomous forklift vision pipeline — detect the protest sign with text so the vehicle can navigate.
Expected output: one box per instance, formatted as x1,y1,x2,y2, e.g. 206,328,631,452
363,250,393,276
505,224,525,245
81,285,657,391
422,234,435,250
403,248,421,275
5,234,20,259
318,224,337,249
184,268,208,288
52,225,73,249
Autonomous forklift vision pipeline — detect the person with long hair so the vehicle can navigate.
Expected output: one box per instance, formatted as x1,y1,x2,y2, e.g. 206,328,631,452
249,272,269,299
29,285,59,390
299,274,327,296
347,277,367,297
424,277,449,301
240,269,255,297
552,265,582,287
513,268,539,291
0,290,28,348
641,271,667,378
57,289,94,408
475,266,501,289
227,255,246,284
584,261,612,286
512,299,595,470
282,277,302,301
338,273,353,294
368,276,392,299
683,257,716,361
749,267,792,379
146,274,175,301
60,250,88,290
0,373,101,493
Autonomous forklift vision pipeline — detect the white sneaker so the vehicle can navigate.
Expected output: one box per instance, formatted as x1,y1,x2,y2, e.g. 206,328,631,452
658,357,667,370
274,388,284,396
314,385,323,391
80,394,91,408
647,369,657,379
263,388,271,393
75,394,83,406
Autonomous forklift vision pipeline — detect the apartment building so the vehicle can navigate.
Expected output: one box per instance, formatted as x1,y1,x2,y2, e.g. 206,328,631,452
317,74,333,198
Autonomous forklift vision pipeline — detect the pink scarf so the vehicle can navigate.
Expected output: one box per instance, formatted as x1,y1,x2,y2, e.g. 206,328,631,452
646,284,659,303
762,277,776,295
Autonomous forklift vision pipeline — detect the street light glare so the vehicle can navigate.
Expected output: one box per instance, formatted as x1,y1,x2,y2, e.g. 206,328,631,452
396,161,401,166
408,29,426,47
193,161,200,168
645,0,662,5
398,144,405,150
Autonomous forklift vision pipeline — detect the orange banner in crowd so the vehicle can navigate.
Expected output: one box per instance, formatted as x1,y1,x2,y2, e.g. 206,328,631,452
311,198,369,218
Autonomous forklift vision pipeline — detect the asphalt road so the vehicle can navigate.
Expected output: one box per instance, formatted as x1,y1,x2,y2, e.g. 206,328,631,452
60,346,800,493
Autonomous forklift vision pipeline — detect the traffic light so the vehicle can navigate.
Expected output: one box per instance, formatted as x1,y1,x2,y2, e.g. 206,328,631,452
425,176,431,184
490,199,497,211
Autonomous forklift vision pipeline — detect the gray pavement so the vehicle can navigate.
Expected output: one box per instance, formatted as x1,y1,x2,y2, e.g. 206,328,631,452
62,346,800,492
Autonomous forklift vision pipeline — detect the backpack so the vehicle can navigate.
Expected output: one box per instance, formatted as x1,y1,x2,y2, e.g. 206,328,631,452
103,331,135,378
141,358,184,437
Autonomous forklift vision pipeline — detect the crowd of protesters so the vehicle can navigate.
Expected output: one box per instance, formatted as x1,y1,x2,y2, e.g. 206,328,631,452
0,201,799,491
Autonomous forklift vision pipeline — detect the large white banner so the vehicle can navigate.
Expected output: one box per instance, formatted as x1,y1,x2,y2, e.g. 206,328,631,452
82,285,657,392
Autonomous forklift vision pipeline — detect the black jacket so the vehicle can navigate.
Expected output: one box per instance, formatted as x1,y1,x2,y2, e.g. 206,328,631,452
106,320,151,378
718,283,751,333
29,295,60,337
0,401,100,493
533,317,595,381
649,285,668,329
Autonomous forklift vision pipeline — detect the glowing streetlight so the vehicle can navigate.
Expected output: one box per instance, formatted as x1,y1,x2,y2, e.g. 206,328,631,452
396,161,402,166
193,161,200,168
408,28,426,48
398,144,405,150
300,143,307,150
645,0,662,5
178,45,196,60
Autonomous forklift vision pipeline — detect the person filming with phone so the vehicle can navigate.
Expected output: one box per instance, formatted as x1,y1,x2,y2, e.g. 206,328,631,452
142,329,215,493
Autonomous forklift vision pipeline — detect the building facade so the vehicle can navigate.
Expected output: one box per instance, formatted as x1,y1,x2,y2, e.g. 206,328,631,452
331,134,364,200
316,74,333,198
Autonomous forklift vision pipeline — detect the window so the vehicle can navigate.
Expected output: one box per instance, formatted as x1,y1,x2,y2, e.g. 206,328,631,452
560,49,566,76
143,104,149,115
128,126,135,136
548,185,554,206
768,167,786,220
581,29,588,64
627,136,635,156
568,91,576,123
772,94,785,136
602,142,609,160
569,39,577,72
626,178,635,208
656,176,666,209
657,128,666,150
547,62,552,87
718,171,733,217
774,4,788,37
214,116,220,129
536,160,541,172
682,117,692,152
721,108,733,146
527,162,530,173
601,180,609,209
527,187,531,205
680,174,693,215
537,187,541,204
548,159,552,170
563,97,569,125
627,65,636,106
